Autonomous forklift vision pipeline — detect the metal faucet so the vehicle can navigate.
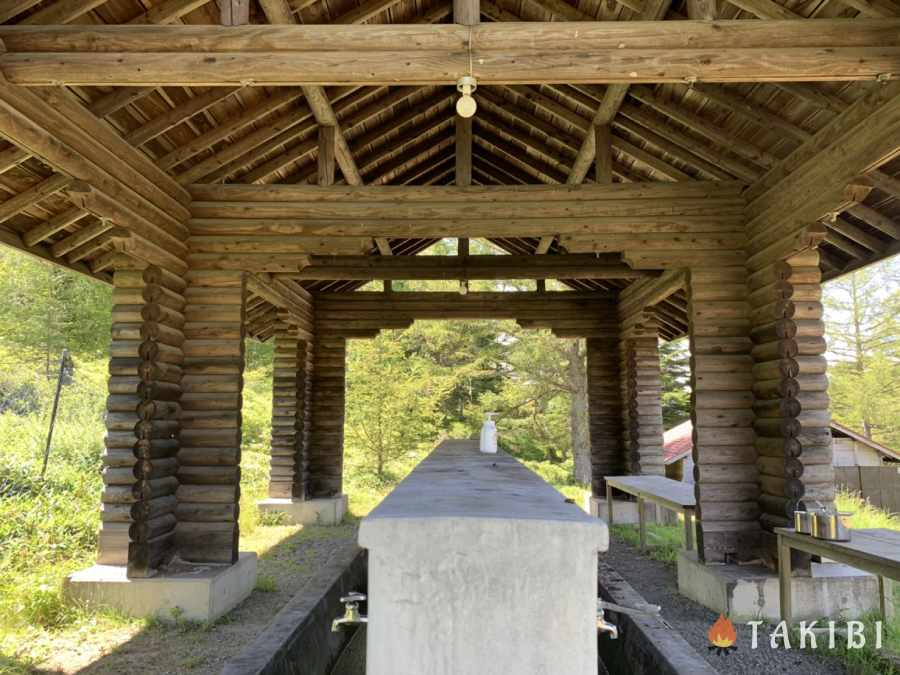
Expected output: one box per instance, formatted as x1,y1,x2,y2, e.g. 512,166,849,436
332,592,368,632
596,599,663,639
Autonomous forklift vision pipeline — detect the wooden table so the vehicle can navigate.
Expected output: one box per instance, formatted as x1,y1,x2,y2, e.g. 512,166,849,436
604,475,697,552
775,527,900,624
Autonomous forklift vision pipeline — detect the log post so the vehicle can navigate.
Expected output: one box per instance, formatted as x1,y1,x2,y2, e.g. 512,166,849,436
177,270,246,564
750,248,833,563
101,265,185,578
586,337,624,498
307,324,346,498
687,266,759,563
267,318,312,500
619,312,665,476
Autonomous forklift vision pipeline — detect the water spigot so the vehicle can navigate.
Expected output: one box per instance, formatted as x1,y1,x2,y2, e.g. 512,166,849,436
332,592,368,632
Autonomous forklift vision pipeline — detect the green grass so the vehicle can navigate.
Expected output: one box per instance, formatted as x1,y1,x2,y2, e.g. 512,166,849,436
610,521,685,564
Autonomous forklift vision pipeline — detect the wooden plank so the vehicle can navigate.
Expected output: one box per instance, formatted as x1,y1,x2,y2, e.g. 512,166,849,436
318,125,336,187
456,117,473,187
0,174,72,224
2,21,899,85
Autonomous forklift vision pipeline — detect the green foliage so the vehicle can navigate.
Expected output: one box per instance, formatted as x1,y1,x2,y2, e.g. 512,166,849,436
659,337,691,429
824,257,900,447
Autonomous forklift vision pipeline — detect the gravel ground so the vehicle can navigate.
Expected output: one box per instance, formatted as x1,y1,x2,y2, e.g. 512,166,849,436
602,534,849,675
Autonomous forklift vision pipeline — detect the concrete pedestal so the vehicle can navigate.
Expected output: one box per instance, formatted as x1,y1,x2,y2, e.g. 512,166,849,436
257,494,347,526
676,549,886,622
361,439,607,675
64,552,257,623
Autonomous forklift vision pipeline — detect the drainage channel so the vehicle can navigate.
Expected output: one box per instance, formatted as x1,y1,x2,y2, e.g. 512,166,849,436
224,548,714,675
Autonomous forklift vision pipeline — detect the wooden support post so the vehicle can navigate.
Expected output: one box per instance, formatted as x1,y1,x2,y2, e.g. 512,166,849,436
638,496,647,552
619,312,665,476
587,337,624,498
456,117,473,187
594,124,612,185
219,0,250,25
307,323,346,498
100,266,185,577
687,265,759,563
177,270,246,564
268,323,311,499
750,247,833,567
318,125,336,187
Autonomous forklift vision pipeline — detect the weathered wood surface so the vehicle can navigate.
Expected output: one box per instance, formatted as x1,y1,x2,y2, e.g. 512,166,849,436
604,475,696,512
2,21,899,85
587,336,624,496
688,266,759,563
307,330,345,498
177,270,245,565
290,255,654,280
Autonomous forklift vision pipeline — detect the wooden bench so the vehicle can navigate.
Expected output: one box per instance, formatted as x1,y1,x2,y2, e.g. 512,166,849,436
775,527,900,624
604,475,697,552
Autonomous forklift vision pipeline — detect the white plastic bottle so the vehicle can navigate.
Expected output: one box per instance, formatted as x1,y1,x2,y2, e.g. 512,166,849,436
480,412,498,454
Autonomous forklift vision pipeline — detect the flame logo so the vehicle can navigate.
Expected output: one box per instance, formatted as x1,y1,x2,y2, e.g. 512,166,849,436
707,614,737,654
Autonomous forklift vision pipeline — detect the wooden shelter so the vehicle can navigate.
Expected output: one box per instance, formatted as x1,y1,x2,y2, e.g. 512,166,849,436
0,0,899,578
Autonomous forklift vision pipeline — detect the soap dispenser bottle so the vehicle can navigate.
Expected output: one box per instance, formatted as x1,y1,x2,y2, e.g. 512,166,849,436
480,412,498,454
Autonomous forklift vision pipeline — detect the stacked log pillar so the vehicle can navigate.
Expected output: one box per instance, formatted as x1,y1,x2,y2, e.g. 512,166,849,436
177,271,246,564
586,337,624,497
687,266,760,563
750,249,833,560
307,325,346,498
101,266,185,577
99,268,147,568
619,314,665,476
268,319,312,500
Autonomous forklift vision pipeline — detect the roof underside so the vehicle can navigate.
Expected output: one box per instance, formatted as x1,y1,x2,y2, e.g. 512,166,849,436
1,0,899,342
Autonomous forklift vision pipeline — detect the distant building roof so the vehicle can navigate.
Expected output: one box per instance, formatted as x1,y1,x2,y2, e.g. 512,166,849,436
663,419,900,464
830,420,900,462
663,420,693,465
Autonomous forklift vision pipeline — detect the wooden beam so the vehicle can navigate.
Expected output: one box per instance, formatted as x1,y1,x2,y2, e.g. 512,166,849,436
219,0,250,25
456,117,473,187
22,206,89,247
535,236,554,254
0,85,189,261
0,1,43,24
566,0,673,184
124,87,240,146
0,174,72,224
870,169,900,199
20,0,108,24
286,254,655,280
594,124,613,184
746,82,900,264
318,125,336,187
3,21,899,85
374,237,393,256
687,0,717,19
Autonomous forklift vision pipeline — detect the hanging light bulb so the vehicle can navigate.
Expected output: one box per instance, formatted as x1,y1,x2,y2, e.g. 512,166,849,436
456,76,477,119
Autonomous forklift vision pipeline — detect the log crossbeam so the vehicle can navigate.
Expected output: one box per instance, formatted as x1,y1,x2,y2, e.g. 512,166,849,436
2,21,899,85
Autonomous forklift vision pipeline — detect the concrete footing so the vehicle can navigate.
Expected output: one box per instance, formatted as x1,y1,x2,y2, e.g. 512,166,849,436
258,494,348,526
64,552,258,623
676,550,886,622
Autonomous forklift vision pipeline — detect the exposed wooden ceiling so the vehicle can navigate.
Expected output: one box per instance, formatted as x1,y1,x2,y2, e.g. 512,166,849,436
0,0,899,343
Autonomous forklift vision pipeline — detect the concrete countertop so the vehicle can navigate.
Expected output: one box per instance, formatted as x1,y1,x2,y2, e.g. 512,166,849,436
359,439,607,550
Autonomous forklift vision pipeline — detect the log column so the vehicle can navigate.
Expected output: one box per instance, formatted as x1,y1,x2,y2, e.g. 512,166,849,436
307,326,346,498
619,313,665,476
268,319,312,500
750,249,833,551
101,265,184,578
177,271,246,564
687,266,759,563
586,337,624,497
